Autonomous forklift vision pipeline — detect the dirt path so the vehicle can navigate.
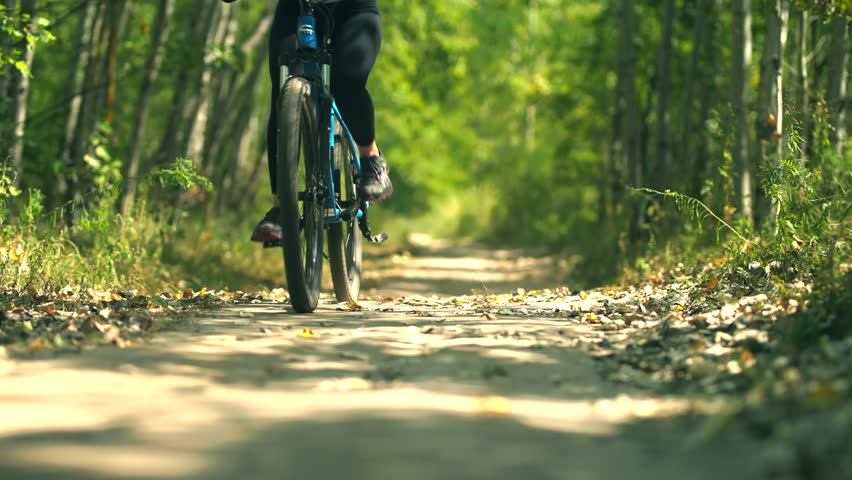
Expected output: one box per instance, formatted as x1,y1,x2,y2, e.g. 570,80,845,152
0,242,764,479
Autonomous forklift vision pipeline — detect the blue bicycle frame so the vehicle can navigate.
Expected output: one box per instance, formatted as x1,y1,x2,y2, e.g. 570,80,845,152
280,7,367,227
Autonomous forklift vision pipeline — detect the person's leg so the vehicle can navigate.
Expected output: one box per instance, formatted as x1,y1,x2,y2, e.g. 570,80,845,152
253,1,299,242
267,0,301,201
331,3,393,201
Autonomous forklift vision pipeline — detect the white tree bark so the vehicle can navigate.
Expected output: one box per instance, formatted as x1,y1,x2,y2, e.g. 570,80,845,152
120,0,175,215
732,0,753,221
10,0,37,187
826,16,848,156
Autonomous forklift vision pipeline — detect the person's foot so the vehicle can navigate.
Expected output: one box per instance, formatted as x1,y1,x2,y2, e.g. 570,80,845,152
360,151,393,202
250,207,283,242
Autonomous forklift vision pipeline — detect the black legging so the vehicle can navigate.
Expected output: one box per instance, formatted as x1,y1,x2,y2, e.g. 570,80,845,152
267,0,382,194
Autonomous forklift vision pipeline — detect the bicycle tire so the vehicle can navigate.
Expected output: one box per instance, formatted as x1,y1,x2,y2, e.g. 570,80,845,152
328,121,363,303
277,77,324,313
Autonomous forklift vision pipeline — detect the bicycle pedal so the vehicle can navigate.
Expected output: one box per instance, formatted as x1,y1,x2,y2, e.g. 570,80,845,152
262,240,284,248
366,232,389,244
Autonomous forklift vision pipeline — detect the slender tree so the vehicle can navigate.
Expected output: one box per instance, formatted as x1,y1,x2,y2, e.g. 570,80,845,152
825,15,848,156
756,0,789,224
653,0,675,190
56,0,97,206
9,0,37,186
732,0,753,222
120,0,174,215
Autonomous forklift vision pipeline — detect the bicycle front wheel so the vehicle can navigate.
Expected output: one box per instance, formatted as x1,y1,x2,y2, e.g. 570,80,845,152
277,77,324,313
328,121,363,303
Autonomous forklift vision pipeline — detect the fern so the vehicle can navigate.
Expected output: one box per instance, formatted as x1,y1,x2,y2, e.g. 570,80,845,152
636,187,752,247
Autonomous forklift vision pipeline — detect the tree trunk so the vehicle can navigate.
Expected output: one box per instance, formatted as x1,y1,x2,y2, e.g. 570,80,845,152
119,0,174,216
55,0,97,206
653,0,675,190
9,0,37,187
755,0,789,225
203,5,274,187
202,5,242,178
185,3,228,162
0,0,17,153
103,0,130,126
616,0,643,250
64,0,108,209
681,0,715,197
154,0,216,168
731,0,753,223
826,15,848,156
797,10,809,162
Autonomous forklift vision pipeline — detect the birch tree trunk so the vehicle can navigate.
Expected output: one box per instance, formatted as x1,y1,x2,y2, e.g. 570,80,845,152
64,0,108,208
797,10,809,160
119,0,174,215
653,0,674,190
826,16,848,156
185,3,229,162
55,0,97,205
204,5,274,184
0,0,17,153
9,0,37,187
154,0,216,167
731,0,753,223
756,0,789,225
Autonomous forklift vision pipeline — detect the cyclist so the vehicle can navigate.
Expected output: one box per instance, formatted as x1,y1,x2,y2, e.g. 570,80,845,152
222,0,393,243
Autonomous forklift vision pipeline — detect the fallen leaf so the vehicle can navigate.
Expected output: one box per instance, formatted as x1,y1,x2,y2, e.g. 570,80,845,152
297,328,316,338
36,302,56,314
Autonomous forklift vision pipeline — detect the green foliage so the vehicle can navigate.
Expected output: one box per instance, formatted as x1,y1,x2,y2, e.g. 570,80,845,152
0,155,216,295
83,123,122,189
793,0,852,18
147,157,213,192
0,5,54,77
637,188,752,246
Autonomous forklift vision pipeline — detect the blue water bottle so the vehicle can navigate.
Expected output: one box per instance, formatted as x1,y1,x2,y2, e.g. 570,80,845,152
297,15,318,50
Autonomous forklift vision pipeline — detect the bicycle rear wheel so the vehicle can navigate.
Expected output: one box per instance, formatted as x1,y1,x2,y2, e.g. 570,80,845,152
328,121,362,303
277,77,324,313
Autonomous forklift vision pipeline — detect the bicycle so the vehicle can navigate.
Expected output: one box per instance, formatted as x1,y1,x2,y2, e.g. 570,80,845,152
267,0,388,313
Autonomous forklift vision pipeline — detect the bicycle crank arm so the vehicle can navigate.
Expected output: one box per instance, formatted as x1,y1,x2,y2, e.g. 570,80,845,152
357,201,389,244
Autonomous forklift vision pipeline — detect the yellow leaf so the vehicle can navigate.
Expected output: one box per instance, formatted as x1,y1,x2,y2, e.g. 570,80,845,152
739,350,756,368
297,328,315,338
583,312,600,323
9,244,23,262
